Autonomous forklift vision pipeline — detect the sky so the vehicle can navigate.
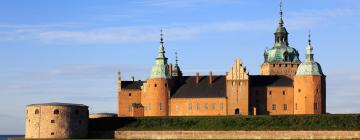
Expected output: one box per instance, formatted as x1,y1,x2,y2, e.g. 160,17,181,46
0,0,360,134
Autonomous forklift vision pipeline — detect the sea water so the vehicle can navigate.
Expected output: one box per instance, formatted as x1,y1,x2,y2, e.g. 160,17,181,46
0,135,24,140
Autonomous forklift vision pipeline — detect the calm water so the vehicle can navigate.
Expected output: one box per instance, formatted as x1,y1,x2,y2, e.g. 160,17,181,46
0,135,24,140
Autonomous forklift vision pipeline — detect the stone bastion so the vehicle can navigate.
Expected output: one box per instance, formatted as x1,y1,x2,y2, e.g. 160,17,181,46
25,103,89,139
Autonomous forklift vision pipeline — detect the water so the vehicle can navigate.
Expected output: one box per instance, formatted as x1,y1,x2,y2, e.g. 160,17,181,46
0,135,24,140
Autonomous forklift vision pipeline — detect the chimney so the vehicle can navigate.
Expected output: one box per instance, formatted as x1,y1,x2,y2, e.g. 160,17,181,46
196,72,200,84
131,76,135,82
209,71,213,85
168,63,173,77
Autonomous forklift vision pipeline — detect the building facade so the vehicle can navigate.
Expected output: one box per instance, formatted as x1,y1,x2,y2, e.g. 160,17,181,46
117,3,326,117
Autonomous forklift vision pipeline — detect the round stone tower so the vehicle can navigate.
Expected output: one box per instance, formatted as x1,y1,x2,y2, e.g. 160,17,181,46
294,33,326,114
25,103,89,139
141,30,171,116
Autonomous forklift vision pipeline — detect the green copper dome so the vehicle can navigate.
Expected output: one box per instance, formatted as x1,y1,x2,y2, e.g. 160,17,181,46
263,1,301,64
264,46,301,63
296,34,324,76
150,30,170,79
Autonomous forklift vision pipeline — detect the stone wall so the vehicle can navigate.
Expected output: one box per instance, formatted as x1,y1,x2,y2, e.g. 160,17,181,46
115,131,360,139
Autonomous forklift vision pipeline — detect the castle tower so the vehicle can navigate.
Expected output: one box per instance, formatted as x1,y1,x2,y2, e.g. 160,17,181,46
172,52,183,77
226,58,250,115
261,0,301,78
294,32,326,114
141,30,171,116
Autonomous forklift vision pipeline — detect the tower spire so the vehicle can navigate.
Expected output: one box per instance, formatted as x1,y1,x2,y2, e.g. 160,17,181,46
175,52,179,66
274,0,289,47
160,29,164,44
157,29,166,59
306,30,314,62
150,29,169,79
279,0,284,26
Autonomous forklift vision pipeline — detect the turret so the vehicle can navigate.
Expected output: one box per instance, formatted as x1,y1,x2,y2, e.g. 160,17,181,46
294,32,326,114
141,29,171,116
172,52,183,77
261,0,301,78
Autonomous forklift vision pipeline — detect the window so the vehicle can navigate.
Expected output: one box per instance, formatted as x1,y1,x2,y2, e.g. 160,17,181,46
285,64,288,67
269,91,272,95
298,89,301,93
128,105,132,112
272,104,276,110
196,103,200,111
51,132,54,135
284,104,288,110
273,64,276,67
212,103,216,111
129,93,132,96
51,120,55,123
188,103,192,111
220,103,224,111
160,103,163,110
314,103,318,111
295,103,298,110
279,64,282,67
75,110,80,115
54,109,59,115
165,84,167,87
283,91,286,95
175,105,179,111
204,103,208,111
35,109,39,114
316,89,319,93
154,84,157,87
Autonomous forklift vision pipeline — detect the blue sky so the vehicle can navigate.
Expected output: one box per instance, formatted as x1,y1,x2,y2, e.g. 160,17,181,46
1,0,360,134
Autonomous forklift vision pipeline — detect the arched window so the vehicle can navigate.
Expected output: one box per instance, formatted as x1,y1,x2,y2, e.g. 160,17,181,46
35,109,39,114
54,109,59,115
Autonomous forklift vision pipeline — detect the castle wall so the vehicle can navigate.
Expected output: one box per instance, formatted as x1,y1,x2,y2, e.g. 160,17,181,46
25,104,88,139
118,89,142,117
294,76,326,114
261,63,300,78
170,98,227,116
142,79,171,116
250,87,294,115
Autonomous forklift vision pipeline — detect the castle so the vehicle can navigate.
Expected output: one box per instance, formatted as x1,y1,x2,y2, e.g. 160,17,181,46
117,2,326,117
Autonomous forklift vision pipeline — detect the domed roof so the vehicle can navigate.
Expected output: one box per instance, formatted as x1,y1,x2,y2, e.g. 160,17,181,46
296,61,323,76
296,33,324,76
265,46,301,63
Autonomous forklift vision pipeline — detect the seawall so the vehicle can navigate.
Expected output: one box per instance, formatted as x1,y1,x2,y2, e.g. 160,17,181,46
115,131,360,139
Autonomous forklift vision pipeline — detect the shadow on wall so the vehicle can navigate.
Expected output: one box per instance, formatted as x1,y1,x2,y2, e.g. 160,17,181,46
88,117,137,138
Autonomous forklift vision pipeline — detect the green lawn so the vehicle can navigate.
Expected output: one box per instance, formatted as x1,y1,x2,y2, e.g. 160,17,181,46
89,114,360,131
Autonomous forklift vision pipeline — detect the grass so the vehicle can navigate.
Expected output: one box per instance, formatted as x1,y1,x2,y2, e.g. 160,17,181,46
89,114,360,131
